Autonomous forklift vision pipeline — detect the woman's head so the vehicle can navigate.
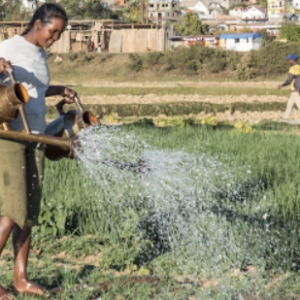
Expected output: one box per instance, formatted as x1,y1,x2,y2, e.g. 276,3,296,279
23,3,68,48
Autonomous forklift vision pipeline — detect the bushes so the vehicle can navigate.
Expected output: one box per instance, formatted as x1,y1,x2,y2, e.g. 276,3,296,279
52,42,300,79
142,45,229,75
68,52,78,62
128,53,143,72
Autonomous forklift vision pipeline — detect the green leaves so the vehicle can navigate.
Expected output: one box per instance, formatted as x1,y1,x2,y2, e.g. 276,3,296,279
280,21,300,42
174,12,208,36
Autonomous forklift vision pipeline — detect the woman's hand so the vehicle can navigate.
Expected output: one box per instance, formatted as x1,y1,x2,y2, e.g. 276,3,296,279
0,58,13,74
62,87,77,104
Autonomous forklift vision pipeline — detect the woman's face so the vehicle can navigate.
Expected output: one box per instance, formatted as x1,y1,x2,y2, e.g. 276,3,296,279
35,17,66,48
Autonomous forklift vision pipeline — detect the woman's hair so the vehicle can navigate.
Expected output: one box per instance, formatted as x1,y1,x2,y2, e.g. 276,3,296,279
22,3,68,36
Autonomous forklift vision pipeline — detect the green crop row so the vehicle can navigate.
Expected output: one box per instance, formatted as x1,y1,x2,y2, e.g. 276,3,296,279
46,102,287,119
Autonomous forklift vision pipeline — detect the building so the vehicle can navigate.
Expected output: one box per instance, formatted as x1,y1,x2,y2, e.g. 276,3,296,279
242,6,267,19
168,34,219,47
219,32,262,51
214,0,241,9
181,0,225,19
267,0,294,16
235,23,280,36
206,1,225,16
148,0,181,26
229,6,246,17
291,0,300,9
183,0,210,15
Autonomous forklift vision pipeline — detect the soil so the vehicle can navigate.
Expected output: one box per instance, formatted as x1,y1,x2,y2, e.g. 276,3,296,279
46,94,287,106
46,81,299,124
51,80,281,89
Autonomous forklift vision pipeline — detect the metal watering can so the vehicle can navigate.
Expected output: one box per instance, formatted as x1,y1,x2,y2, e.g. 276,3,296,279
0,70,98,160
45,97,98,160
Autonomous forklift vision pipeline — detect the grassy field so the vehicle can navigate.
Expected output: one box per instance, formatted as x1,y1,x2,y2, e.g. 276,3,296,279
2,124,300,299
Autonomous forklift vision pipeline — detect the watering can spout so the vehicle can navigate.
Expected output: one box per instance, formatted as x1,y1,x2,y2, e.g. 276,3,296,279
0,71,97,160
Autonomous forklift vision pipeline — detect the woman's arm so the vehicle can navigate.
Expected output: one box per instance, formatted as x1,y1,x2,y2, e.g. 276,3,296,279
45,85,64,97
0,58,13,73
46,85,76,103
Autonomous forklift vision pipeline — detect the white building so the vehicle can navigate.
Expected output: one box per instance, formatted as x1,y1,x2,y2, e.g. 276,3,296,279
242,6,267,19
22,0,45,10
207,1,225,16
291,0,300,9
183,0,210,15
219,33,263,52
229,6,246,17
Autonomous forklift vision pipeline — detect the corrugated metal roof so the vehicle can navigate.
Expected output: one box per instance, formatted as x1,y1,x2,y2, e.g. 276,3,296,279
219,33,262,39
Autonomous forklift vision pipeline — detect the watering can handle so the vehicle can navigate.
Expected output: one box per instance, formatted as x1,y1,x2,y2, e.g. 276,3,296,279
5,68,16,84
74,96,84,113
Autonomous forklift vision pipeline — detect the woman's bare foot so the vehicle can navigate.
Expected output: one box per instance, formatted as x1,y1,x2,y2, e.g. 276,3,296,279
14,278,50,298
0,285,14,300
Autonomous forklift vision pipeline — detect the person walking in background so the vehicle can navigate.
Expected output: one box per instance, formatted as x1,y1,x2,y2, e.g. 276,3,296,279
98,41,102,53
90,41,95,52
278,53,300,119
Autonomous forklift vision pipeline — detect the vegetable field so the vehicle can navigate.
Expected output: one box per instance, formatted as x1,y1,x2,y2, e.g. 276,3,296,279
2,124,300,299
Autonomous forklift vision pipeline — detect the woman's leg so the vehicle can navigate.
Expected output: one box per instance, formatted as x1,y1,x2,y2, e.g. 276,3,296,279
13,226,47,296
0,139,28,300
0,216,16,300
13,143,47,297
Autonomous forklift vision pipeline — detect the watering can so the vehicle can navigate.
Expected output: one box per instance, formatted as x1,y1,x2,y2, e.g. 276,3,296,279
45,97,98,160
0,70,98,160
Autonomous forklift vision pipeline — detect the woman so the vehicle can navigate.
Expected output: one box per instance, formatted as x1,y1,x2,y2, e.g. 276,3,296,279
0,4,75,299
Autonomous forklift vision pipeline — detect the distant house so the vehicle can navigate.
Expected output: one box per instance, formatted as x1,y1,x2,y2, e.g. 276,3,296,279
168,35,219,47
182,35,219,46
229,6,246,17
242,6,267,19
148,0,181,26
183,0,210,15
219,32,263,51
292,0,300,9
289,13,300,21
207,1,225,16
204,0,240,9
22,0,45,10
267,0,285,16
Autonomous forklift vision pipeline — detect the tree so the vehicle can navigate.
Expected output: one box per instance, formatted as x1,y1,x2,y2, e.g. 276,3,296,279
123,0,148,24
280,21,300,42
0,0,30,21
47,0,115,20
240,27,253,33
174,12,208,36
257,29,274,44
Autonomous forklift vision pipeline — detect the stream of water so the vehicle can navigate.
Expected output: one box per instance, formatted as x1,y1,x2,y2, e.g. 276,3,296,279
73,125,285,274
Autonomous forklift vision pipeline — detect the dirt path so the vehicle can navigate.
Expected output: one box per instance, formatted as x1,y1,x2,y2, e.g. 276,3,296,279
46,94,288,106
51,80,281,89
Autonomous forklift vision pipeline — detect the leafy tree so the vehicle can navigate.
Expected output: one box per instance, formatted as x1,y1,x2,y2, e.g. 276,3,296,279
240,27,253,33
0,0,30,21
174,12,208,36
280,21,300,41
257,29,274,44
124,1,141,23
46,0,115,19
256,0,267,8
123,0,148,24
